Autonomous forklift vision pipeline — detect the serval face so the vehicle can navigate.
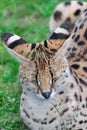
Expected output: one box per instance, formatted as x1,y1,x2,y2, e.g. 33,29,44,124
19,49,69,99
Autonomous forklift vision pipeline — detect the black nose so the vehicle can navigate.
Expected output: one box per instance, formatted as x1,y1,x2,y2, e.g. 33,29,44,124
42,91,51,99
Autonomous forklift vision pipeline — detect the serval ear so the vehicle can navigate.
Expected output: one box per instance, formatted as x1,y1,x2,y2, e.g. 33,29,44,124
41,22,73,53
1,22,73,63
1,32,39,63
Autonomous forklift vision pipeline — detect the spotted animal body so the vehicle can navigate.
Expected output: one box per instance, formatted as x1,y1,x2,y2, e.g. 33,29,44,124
1,1,87,130
49,1,87,33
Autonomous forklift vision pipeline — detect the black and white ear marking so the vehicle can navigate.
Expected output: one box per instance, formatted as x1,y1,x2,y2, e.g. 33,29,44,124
1,33,14,43
1,32,27,49
49,26,70,40
1,32,29,62
60,22,74,33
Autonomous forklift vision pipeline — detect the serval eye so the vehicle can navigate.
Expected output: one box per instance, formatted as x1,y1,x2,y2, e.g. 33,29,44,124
32,80,38,85
32,80,40,86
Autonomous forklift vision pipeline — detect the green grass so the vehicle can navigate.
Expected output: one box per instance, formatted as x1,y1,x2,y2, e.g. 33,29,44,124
0,0,71,129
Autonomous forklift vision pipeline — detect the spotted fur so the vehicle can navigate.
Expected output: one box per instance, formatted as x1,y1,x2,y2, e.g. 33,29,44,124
1,2,87,130
49,1,87,32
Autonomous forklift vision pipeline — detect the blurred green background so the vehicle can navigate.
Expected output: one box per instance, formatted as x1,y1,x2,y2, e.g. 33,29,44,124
0,0,84,129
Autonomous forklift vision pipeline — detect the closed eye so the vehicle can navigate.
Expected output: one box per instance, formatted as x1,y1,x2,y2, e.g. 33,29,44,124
32,79,40,86
32,79,38,85
52,77,58,84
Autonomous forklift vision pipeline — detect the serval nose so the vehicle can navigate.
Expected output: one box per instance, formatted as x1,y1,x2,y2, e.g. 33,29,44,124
42,91,51,99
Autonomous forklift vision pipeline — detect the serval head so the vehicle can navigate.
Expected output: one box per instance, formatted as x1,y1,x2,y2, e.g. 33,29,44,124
1,24,71,99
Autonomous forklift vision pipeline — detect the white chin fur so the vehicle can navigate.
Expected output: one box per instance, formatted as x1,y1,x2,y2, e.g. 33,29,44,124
7,34,20,45
50,89,56,99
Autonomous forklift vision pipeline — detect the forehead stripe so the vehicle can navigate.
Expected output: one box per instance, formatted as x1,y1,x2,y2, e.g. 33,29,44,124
31,43,36,50
8,38,27,49
44,40,48,48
